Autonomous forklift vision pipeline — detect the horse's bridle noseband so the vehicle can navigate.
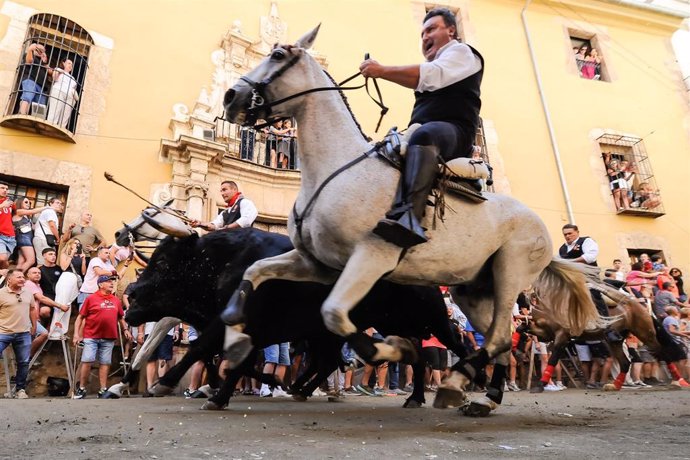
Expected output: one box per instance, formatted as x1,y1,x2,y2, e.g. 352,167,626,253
237,47,388,132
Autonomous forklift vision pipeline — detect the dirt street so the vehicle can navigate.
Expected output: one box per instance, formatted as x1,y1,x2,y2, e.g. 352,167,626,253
2,387,689,459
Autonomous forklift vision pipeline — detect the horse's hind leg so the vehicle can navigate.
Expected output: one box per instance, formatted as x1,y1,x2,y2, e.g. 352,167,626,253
604,341,629,391
438,249,530,408
321,243,402,338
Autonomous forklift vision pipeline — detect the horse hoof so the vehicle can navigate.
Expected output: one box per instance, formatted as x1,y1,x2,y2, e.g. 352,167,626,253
105,382,126,398
322,308,357,337
402,399,423,409
149,383,174,396
197,384,218,398
292,394,308,402
99,391,119,399
461,402,492,417
221,280,252,325
603,383,619,392
200,400,225,411
223,331,253,368
384,336,418,364
433,388,467,409
530,384,545,394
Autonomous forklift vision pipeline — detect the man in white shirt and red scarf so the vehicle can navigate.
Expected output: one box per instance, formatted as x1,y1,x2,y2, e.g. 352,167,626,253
191,180,258,231
360,8,483,248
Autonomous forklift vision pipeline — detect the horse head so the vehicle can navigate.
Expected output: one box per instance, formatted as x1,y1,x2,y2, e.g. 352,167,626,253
114,199,188,245
224,25,322,125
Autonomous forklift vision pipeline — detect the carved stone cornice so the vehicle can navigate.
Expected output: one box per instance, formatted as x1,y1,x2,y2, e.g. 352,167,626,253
184,180,209,199
159,134,226,165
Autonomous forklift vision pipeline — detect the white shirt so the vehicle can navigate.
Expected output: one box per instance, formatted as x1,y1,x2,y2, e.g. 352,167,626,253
80,257,115,294
210,197,258,229
36,208,58,239
417,40,482,92
563,237,599,264
445,297,467,329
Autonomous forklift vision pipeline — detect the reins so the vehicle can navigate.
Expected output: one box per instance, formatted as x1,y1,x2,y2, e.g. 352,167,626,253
292,143,383,248
105,172,193,225
241,50,388,133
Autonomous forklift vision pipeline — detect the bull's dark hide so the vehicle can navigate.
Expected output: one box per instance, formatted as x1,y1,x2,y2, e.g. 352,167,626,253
125,227,463,408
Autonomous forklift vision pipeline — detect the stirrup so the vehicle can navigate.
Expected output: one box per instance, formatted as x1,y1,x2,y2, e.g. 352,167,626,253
373,211,427,248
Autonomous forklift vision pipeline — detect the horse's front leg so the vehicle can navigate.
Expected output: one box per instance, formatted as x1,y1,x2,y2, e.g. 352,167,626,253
462,350,510,417
222,250,339,366
221,249,338,325
321,242,402,338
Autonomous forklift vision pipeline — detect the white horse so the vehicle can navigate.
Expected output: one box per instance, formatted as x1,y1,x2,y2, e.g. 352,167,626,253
221,26,600,410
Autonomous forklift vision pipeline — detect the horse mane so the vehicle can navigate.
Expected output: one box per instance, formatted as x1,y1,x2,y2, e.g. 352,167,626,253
321,69,371,142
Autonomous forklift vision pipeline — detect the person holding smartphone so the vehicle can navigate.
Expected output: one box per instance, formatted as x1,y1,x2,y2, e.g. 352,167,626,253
0,181,17,273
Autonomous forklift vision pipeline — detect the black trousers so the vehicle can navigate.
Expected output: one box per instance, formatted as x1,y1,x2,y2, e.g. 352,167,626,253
407,121,474,161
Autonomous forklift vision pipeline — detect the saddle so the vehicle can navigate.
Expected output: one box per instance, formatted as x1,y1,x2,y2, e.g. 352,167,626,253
378,125,492,203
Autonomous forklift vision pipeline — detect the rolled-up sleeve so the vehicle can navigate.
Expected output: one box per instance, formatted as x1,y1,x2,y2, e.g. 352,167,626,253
210,212,225,229
581,238,599,264
417,42,482,92
236,199,258,228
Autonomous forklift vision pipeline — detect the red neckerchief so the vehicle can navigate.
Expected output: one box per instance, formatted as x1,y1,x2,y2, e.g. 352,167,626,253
226,192,243,208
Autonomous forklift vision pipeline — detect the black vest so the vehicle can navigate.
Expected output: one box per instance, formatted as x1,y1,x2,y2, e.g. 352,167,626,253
410,44,484,145
558,236,598,267
222,198,243,227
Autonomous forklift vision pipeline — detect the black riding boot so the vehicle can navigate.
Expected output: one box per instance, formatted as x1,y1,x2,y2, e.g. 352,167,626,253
373,145,439,248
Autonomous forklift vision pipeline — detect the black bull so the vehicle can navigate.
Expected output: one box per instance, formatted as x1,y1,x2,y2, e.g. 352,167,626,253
124,228,481,409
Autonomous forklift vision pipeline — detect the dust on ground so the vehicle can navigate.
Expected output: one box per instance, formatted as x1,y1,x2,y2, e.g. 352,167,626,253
2,387,689,460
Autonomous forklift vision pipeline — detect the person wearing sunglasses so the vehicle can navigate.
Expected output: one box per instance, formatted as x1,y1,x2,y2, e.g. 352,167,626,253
65,210,106,260
11,196,48,272
0,269,37,399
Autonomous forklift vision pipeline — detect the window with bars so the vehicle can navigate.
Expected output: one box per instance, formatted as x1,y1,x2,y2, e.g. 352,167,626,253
2,13,93,139
598,133,664,217
0,174,68,229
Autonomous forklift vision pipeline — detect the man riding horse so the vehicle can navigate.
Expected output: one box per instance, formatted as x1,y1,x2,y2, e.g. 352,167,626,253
360,8,483,248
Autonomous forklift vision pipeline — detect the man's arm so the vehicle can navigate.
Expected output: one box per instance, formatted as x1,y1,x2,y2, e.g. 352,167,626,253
119,317,132,341
359,60,420,89
47,219,59,239
29,297,37,336
667,323,685,339
73,314,84,345
577,238,599,265
94,228,106,248
190,213,223,232
33,292,68,312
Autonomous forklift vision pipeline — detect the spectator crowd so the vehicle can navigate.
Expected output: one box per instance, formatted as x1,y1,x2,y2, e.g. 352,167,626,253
1,180,688,401
603,153,662,212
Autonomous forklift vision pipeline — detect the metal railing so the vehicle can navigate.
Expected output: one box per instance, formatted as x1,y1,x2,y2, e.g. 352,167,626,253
599,133,665,217
3,14,93,134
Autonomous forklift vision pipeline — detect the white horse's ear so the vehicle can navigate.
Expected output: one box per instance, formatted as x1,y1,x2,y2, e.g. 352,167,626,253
295,24,320,50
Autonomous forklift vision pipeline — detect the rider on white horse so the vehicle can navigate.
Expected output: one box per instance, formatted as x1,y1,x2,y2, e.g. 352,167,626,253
359,8,484,248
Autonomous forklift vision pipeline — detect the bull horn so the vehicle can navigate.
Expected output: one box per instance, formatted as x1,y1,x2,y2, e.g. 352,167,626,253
141,212,194,238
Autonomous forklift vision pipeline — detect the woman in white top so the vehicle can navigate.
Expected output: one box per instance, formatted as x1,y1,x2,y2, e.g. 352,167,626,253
47,58,79,129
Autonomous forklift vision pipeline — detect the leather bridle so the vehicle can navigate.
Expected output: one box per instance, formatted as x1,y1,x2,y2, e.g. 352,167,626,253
237,47,388,132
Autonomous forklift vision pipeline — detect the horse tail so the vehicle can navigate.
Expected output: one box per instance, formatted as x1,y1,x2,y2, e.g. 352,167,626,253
532,258,600,336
